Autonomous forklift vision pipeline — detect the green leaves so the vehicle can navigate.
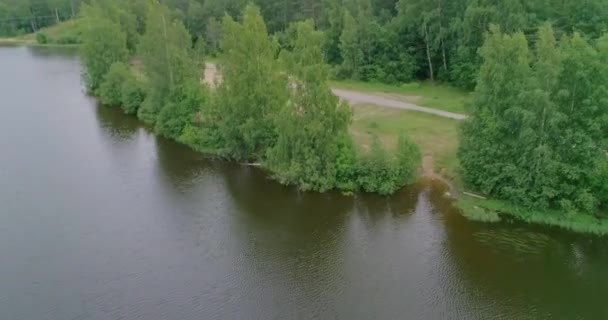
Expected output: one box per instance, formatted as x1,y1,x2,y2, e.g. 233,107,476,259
98,61,145,115
459,25,608,214
214,4,289,160
137,2,199,126
356,133,421,195
80,2,424,195
98,62,131,107
268,20,354,192
80,4,128,91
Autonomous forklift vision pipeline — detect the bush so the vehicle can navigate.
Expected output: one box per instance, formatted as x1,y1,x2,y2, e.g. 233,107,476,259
98,62,131,106
335,135,359,191
155,80,208,140
355,133,421,195
55,35,80,44
395,132,421,184
120,77,145,114
593,160,608,210
36,32,48,44
356,136,401,195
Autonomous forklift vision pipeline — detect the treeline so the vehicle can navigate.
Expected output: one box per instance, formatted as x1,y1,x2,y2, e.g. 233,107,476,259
166,0,608,88
0,0,84,36
13,0,608,89
460,24,608,215
81,0,421,195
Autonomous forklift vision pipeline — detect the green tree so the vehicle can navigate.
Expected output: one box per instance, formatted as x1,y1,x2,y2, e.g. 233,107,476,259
136,2,199,128
267,20,353,191
84,0,140,52
339,10,363,79
459,25,608,214
80,4,128,91
458,26,534,200
204,17,222,56
156,80,209,140
120,76,145,115
98,62,131,106
395,131,421,184
213,4,289,160
322,0,344,65
549,32,608,212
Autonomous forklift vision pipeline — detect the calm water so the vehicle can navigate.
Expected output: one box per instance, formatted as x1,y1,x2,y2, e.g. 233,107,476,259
1,46,608,320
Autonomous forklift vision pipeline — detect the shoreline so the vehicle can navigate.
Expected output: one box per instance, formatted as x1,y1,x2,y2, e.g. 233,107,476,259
7,43,605,236
0,38,79,48
455,193,608,236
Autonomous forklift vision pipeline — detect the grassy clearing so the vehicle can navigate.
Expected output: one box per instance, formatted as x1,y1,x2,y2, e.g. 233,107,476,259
350,103,608,235
0,20,82,46
350,104,460,178
0,38,27,45
457,197,608,235
330,79,471,114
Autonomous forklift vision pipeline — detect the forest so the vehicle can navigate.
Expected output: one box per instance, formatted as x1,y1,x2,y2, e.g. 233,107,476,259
2,0,607,223
0,0,82,35
4,0,608,89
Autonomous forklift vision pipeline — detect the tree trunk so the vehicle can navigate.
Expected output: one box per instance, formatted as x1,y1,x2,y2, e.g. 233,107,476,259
438,0,447,71
161,14,174,90
55,8,60,23
424,24,434,82
441,36,448,71
70,0,75,17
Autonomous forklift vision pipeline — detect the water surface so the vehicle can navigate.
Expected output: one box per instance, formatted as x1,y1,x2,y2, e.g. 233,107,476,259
1,46,607,320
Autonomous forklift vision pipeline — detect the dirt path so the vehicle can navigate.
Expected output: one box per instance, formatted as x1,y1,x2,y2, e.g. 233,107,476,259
204,63,466,120
331,89,467,120
422,155,458,197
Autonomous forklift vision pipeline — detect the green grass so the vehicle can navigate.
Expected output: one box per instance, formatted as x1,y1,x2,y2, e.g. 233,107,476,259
458,197,608,235
350,104,460,178
205,56,222,64
456,198,502,223
330,79,471,114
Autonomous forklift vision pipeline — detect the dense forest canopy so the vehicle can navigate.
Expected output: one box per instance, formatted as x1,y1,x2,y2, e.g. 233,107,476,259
0,0,84,35
4,0,608,89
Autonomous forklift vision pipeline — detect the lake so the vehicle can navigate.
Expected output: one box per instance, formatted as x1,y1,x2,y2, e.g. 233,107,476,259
1,46,607,319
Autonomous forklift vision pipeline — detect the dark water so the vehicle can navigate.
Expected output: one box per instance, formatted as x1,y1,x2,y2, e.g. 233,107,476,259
1,46,608,320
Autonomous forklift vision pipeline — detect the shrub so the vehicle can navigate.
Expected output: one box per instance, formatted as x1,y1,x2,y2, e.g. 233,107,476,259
356,133,421,195
98,62,131,106
592,160,608,210
55,35,80,44
356,136,401,195
120,77,144,114
155,80,208,140
36,32,48,44
335,135,359,191
395,132,421,184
